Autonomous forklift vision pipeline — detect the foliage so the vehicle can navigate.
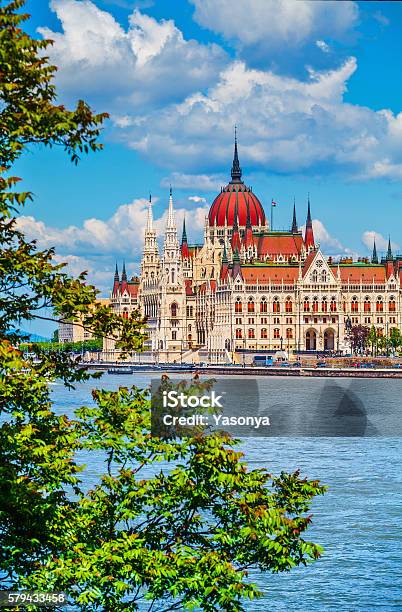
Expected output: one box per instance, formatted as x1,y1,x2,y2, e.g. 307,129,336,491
0,2,326,610
348,325,370,355
20,338,103,354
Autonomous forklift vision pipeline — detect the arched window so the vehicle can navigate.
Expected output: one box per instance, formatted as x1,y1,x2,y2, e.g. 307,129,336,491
261,328,268,339
248,298,255,313
330,297,337,312
171,303,178,317
260,297,267,313
376,297,383,313
312,297,318,313
364,297,371,313
273,297,280,313
248,328,255,339
322,296,327,312
312,270,318,283
273,328,280,339
285,297,293,313
236,328,242,339
235,298,242,313
321,270,327,283
123,309,128,319
389,296,396,312
351,296,358,313
286,327,293,339
303,298,310,312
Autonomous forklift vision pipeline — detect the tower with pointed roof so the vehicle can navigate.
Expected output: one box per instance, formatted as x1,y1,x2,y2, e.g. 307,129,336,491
304,196,315,251
372,239,378,264
291,199,298,233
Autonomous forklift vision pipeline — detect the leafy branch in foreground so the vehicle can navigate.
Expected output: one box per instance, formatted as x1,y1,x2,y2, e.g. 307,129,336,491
0,2,326,610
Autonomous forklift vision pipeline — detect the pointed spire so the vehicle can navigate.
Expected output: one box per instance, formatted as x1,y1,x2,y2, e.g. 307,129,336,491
222,242,228,264
112,262,120,295
232,246,242,279
304,194,315,249
181,216,190,258
231,200,241,252
114,262,119,281
291,197,298,233
372,238,378,264
146,193,153,232
166,186,175,228
220,243,229,280
230,125,242,183
121,261,127,282
386,235,393,261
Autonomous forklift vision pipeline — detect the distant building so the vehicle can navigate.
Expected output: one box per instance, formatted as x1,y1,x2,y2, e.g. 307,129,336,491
105,137,401,362
59,298,110,343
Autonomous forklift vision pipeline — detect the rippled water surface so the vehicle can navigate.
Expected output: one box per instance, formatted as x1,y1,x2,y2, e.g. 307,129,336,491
52,374,402,611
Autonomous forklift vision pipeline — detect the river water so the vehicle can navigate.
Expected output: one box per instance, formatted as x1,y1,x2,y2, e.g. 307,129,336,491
52,374,402,611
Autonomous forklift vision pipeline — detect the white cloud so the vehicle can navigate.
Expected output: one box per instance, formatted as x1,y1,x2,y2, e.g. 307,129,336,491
190,0,358,51
188,195,206,203
302,219,356,258
316,40,330,53
161,173,225,192
16,196,208,290
40,0,227,110
361,231,400,253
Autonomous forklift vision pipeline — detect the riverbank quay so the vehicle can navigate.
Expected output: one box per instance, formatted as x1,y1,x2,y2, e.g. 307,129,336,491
81,363,402,378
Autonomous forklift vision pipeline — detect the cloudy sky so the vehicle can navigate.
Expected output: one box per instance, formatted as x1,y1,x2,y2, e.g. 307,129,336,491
17,0,402,318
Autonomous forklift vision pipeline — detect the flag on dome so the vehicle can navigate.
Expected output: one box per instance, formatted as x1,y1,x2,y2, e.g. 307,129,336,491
271,199,278,207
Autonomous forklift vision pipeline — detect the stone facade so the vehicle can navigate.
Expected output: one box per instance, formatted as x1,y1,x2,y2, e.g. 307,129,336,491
105,142,401,363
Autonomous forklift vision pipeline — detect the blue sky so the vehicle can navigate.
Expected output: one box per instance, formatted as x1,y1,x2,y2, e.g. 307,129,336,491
16,1,402,333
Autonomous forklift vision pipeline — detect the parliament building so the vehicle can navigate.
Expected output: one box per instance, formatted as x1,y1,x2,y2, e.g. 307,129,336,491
103,139,402,363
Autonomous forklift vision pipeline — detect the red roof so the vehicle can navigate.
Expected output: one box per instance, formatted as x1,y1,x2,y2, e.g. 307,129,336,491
209,182,266,227
331,265,386,283
258,234,304,258
241,266,299,284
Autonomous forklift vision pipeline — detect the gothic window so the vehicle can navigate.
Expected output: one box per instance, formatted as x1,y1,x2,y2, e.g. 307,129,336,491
312,297,318,313
248,328,255,339
248,298,255,313
172,331,177,340
235,298,242,313
273,328,280,339
311,270,318,283
376,297,383,313
389,296,396,312
330,297,337,312
321,270,327,283
273,297,280,313
171,303,178,317
171,270,175,284
236,328,242,339
303,298,310,312
285,297,293,313
261,328,268,339
351,296,358,313
364,297,371,313
260,297,268,313
286,328,293,339
122,309,128,319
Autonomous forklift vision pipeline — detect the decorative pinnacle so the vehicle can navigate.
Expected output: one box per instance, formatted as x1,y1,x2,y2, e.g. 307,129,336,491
291,197,298,233
230,125,242,183
372,238,378,264
222,242,228,264
122,260,127,282
306,194,312,226
181,215,188,244
146,193,153,231
386,236,393,261
114,262,119,281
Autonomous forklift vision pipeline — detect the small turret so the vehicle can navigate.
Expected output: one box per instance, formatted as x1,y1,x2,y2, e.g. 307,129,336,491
385,236,394,278
386,236,393,261
220,243,229,280
232,246,242,279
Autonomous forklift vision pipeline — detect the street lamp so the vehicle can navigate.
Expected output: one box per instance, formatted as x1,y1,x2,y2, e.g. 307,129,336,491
280,336,283,351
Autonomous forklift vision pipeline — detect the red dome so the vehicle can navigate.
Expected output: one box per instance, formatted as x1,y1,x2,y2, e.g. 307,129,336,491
209,182,266,227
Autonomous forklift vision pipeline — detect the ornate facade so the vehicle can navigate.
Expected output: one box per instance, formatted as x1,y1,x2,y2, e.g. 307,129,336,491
104,139,402,362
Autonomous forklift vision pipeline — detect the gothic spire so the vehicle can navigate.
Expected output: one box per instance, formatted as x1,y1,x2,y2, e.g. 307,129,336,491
372,238,378,264
166,186,176,228
230,126,242,183
121,260,127,282
114,262,119,281
386,236,393,261
291,198,298,233
181,216,189,258
146,193,153,232
222,242,228,264
181,216,188,245
304,194,315,249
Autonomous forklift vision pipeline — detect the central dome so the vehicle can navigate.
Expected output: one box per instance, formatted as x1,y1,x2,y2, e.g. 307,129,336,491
208,136,266,228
